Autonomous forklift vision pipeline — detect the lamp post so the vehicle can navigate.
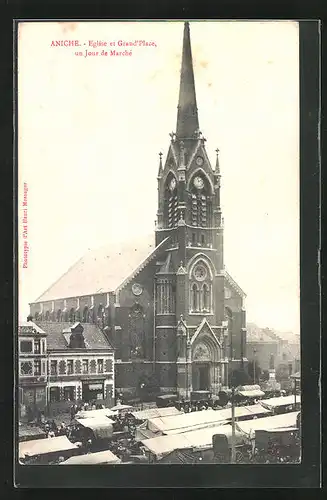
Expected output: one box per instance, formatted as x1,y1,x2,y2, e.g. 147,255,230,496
230,386,236,463
253,348,257,384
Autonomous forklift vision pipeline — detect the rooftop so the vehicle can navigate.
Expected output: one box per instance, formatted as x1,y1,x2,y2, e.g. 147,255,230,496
246,322,300,345
33,235,172,303
35,321,113,351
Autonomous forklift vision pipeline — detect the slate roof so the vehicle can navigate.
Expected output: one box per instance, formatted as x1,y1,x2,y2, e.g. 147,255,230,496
246,322,300,345
19,321,47,336
34,235,167,303
35,321,113,351
246,323,278,344
33,234,245,306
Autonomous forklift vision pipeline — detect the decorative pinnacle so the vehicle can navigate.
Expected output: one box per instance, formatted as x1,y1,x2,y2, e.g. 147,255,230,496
157,151,163,177
215,148,220,173
179,140,185,167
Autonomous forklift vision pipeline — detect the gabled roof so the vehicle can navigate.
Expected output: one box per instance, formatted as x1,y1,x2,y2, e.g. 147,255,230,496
190,317,221,348
224,269,246,298
34,236,167,303
35,321,113,351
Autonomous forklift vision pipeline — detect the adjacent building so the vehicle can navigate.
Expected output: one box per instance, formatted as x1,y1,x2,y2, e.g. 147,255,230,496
19,320,115,419
28,22,247,399
18,321,48,420
246,322,300,388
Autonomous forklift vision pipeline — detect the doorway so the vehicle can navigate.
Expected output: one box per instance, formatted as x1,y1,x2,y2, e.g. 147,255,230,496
192,363,210,391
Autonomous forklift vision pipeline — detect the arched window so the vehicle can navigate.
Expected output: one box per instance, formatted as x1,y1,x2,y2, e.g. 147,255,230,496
69,308,75,323
129,304,145,358
83,306,90,323
56,309,62,322
202,284,210,311
190,258,213,313
97,304,105,326
188,173,213,227
225,307,233,359
45,311,50,321
192,284,199,312
163,173,178,228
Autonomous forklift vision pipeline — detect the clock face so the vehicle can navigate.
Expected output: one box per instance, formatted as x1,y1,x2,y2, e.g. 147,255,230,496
132,283,143,296
193,176,204,190
169,177,177,191
194,265,207,281
196,156,204,166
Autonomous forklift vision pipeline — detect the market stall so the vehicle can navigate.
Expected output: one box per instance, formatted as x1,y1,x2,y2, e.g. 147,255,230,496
60,449,121,465
259,395,301,414
236,411,300,440
141,424,244,462
19,435,79,464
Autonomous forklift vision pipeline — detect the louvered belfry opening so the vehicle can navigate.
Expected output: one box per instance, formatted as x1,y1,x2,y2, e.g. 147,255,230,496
189,176,213,228
164,174,178,228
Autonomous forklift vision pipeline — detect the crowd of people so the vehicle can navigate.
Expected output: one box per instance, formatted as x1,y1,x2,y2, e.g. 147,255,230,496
22,392,300,465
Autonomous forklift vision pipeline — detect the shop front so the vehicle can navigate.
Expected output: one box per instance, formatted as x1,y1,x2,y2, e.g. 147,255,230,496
20,383,47,421
82,380,105,402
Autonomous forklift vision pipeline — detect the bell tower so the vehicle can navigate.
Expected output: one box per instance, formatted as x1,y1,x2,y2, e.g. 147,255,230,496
154,22,232,396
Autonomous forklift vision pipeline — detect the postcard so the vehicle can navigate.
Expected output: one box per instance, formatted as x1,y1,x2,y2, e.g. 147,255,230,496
16,20,305,476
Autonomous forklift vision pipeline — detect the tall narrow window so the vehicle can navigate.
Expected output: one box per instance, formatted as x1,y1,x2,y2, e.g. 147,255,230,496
57,309,62,322
34,339,40,354
50,360,58,375
69,308,75,323
163,174,178,228
82,359,89,374
202,284,209,311
97,359,104,374
192,284,199,312
129,304,145,358
83,307,90,323
34,360,41,376
97,305,105,326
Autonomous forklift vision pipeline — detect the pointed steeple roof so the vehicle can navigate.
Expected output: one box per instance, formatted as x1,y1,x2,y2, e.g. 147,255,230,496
215,148,220,174
176,22,199,140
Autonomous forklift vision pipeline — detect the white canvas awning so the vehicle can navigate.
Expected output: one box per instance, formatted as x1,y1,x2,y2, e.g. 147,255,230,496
260,395,301,410
131,406,181,421
236,411,299,439
60,449,121,465
75,417,114,439
75,408,115,419
19,435,79,460
141,424,245,459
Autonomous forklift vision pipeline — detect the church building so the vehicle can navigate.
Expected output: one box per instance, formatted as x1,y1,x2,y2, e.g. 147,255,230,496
29,22,247,399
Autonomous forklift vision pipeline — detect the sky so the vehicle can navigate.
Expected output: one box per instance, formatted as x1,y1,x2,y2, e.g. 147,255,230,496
18,20,300,333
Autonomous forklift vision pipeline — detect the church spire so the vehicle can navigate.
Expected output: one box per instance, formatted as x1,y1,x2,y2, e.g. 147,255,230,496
176,22,199,140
